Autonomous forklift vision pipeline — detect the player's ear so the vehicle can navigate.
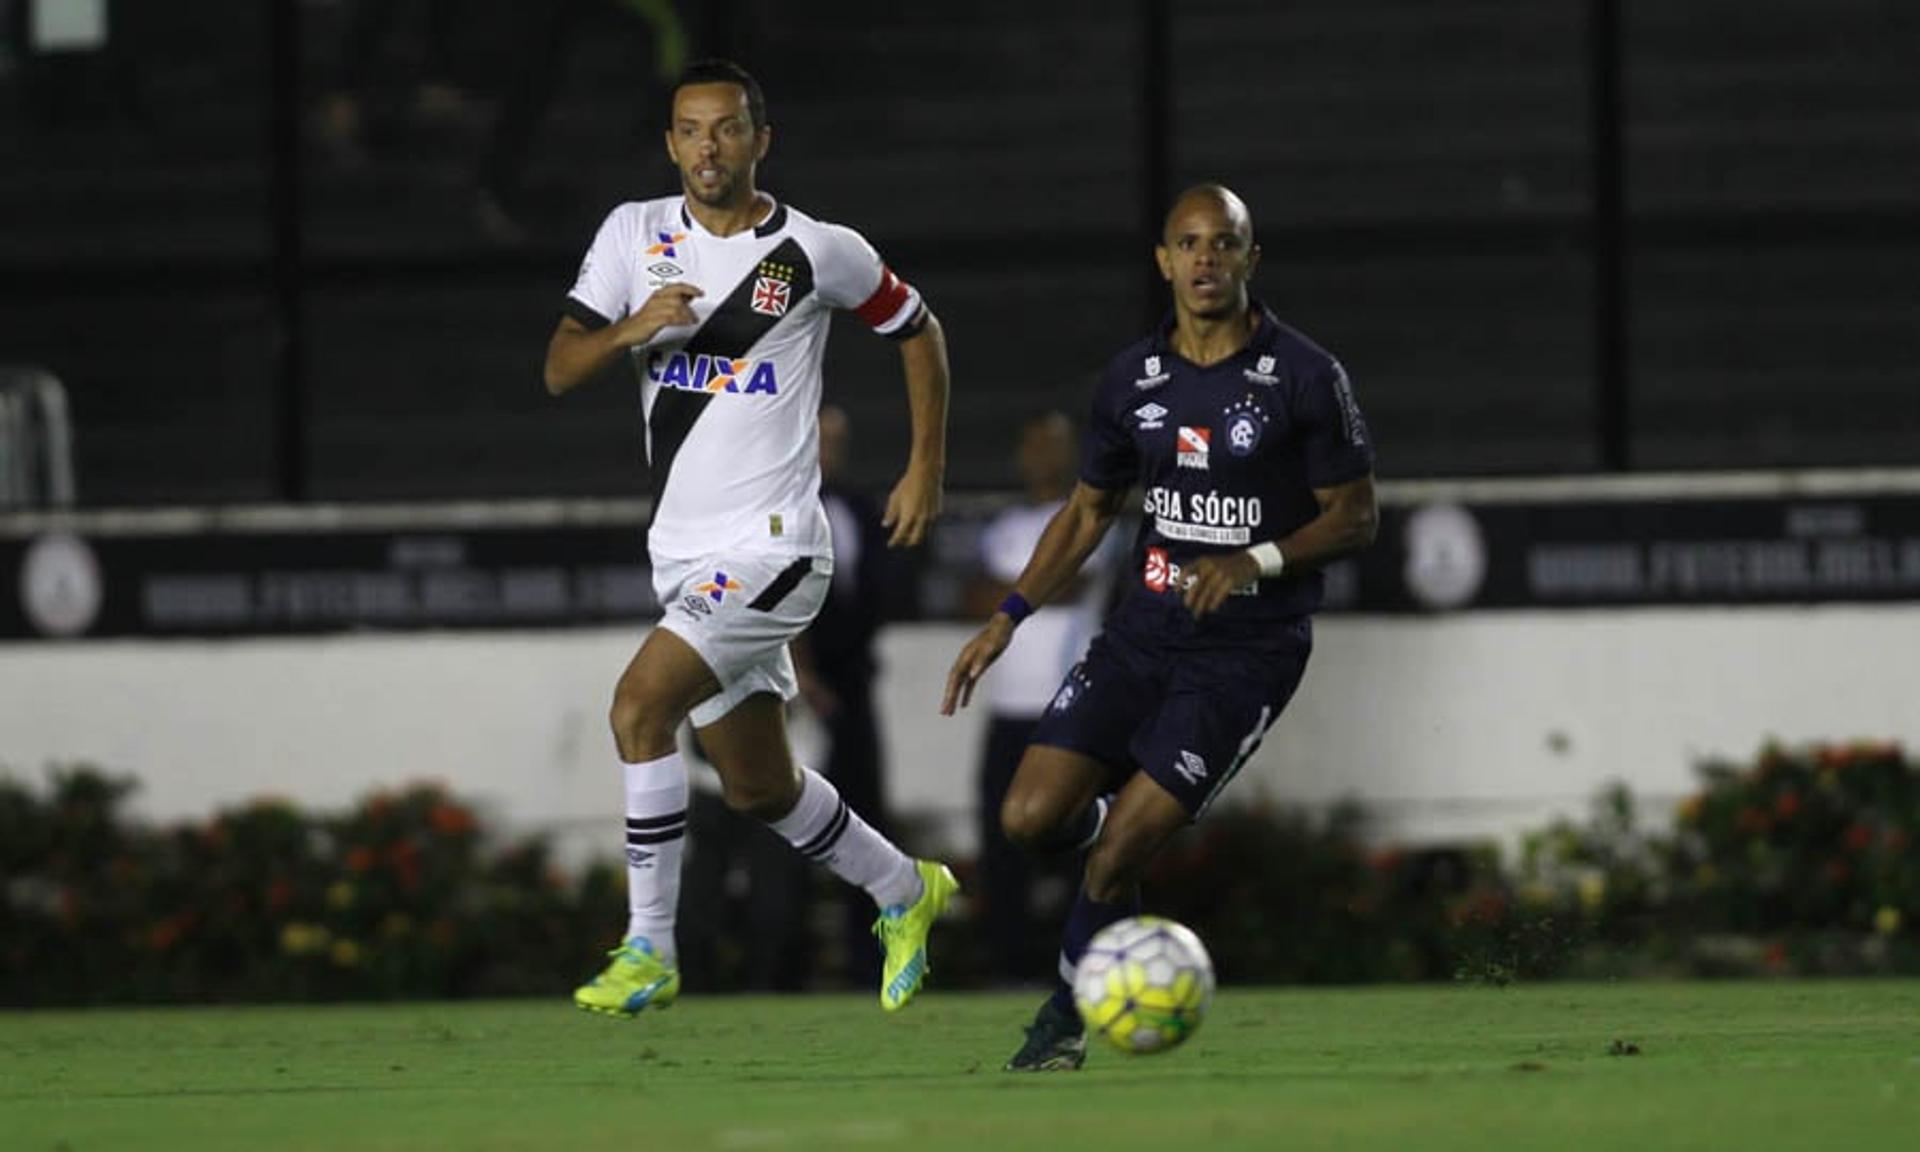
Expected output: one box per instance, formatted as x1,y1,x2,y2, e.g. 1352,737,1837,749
1246,243,1261,277
1154,244,1173,282
663,127,679,166
753,125,772,164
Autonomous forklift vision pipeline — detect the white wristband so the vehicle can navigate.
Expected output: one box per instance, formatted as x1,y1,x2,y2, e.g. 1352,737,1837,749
1248,542,1286,578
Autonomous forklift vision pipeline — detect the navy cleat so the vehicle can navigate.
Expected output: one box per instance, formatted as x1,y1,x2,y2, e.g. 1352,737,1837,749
1005,996,1087,1071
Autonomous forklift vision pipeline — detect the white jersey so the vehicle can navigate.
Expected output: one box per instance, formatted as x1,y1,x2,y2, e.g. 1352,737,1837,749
980,499,1121,717
565,194,924,562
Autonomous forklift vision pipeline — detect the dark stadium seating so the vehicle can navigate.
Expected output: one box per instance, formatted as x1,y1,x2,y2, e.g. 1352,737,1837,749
0,0,1913,505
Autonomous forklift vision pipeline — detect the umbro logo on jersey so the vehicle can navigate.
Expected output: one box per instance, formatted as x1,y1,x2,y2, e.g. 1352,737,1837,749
648,260,684,280
1134,402,1168,430
648,351,781,395
680,593,713,617
626,846,656,868
1174,750,1209,784
1176,426,1211,470
646,231,687,258
1244,354,1279,386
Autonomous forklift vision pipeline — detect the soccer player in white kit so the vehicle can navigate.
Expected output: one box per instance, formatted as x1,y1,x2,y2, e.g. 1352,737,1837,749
543,60,958,1016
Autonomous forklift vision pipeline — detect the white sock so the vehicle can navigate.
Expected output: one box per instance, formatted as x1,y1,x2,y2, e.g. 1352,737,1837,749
768,766,921,909
622,751,688,962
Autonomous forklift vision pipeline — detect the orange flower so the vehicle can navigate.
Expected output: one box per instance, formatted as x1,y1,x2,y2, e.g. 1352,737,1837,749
1815,744,1853,771
428,802,476,837
147,915,190,952
389,840,422,891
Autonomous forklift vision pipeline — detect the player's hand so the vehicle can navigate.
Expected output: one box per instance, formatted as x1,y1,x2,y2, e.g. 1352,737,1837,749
941,616,1014,715
883,463,943,548
1182,551,1261,620
618,283,704,346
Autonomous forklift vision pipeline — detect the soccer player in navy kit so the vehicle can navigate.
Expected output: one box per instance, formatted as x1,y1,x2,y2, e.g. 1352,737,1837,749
941,184,1378,1069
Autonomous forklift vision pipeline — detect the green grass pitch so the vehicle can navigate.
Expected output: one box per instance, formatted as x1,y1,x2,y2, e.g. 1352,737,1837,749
4,982,1918,1151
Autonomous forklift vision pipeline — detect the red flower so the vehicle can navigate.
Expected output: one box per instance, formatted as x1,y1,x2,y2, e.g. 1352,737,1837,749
388,840,422,891
344,845,377,873
428,802,476,837
265,879,295,912
1843,823,1875,852
1773,792,1802,820
148,915,191,952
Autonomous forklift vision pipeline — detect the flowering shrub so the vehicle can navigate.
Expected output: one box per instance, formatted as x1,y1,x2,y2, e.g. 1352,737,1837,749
1510,741,1920,976
0,767,621,1006
6,742,1915,1002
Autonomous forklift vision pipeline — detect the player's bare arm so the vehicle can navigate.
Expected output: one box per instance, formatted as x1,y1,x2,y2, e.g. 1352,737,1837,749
542,284,705,396
882,312,951,549
941,480,1127,715
1184,473,1378,619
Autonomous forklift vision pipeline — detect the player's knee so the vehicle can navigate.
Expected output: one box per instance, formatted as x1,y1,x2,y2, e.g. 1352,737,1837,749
721,764,802,822
1000,791,1065,854
608,684,678,763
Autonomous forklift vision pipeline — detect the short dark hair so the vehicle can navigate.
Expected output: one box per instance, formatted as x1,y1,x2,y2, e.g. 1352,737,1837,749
670,58,768,130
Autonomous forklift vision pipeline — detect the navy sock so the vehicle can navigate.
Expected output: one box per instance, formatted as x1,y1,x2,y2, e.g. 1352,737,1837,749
1047,885,1141,1018
1038,793,1113,855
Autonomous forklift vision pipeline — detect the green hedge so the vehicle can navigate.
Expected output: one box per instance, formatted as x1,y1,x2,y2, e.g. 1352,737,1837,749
0,770,622,1005
4,741,1917,1004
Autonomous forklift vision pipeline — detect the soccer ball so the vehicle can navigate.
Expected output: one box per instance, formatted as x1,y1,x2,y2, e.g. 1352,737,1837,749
1072,915,1215,1055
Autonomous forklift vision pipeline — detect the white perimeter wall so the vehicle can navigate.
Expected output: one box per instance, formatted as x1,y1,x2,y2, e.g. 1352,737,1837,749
2,607,1915,862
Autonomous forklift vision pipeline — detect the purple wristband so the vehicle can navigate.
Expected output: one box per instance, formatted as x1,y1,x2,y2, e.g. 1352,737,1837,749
997,591,1034,624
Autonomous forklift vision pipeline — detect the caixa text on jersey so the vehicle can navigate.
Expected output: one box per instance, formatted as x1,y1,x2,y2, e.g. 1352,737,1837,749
643,351,781,395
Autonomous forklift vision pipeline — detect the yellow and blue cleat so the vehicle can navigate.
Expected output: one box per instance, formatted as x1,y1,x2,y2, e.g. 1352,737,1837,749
874,859,959,1012
573,936,681,1018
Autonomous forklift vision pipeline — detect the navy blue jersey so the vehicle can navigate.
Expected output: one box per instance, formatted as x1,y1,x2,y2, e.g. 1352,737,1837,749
1082,303,1373,647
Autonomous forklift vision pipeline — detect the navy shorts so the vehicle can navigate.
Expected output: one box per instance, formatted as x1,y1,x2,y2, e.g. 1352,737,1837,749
1027,617,1312,817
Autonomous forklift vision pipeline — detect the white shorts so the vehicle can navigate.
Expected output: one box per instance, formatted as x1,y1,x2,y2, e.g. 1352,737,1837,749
652,551,833,728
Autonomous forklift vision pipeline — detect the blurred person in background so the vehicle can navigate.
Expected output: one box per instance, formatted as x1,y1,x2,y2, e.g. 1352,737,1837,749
793,404,894,988
312,0,475,172
963,411,1119,985
942,184,1379,1069
471,0,688,244
544,59,955,1020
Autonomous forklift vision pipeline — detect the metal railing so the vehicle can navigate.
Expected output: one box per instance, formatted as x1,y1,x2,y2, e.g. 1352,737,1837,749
0,367,77,509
